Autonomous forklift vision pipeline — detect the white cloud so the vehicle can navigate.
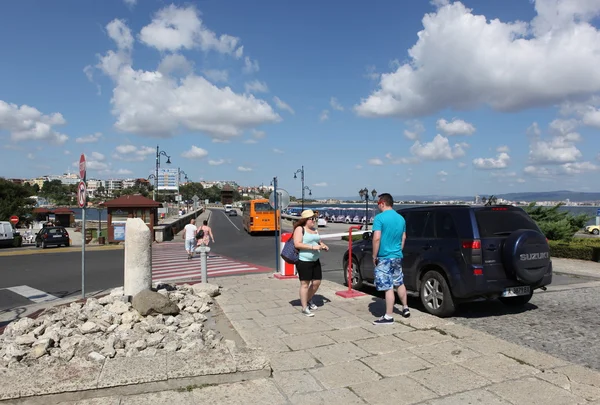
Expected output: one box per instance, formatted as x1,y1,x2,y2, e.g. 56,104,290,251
355,1,600,118
113,145,155,161
27,153,34,160
496,145,510,153
90,151,105,161
252,129,266,139
436,118,476,136
517,178,526,183
75,152,108,171
212,139,230,143
437,170,448,176
0,100,68,144
208,159,225,165
272,148,284,154
75,132,102,143
139,5,242,56
314,182,328,187
182,145,208,159
330,97,344,111
525,161,599,177
560,161,599,175
116,168,133,175
356,165,363,169
458,162,467,168
93,18,280,141
158,54,193,76
404,121,425,140
368,158,384,165
410,134,467,160
64,150,71,155
243,139,257,144
319,110,329,122
364,65,379,81
385,152,418,164
273,96,294,115
107,19,134,51
203,69,228,83
243,56,259,74
237,166,252,172
123,0,136,7
528,123,582,165
245,80,269,93
473,152,510,169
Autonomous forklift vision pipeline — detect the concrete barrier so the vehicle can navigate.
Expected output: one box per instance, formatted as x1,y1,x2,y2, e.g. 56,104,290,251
154,208,204,243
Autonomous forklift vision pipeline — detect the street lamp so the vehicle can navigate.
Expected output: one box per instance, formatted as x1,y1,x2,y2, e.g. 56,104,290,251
154,145,171,201
359,188,377,230
293,166,306,211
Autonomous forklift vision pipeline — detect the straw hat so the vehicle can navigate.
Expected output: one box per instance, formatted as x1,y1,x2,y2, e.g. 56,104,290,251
300,209,316,219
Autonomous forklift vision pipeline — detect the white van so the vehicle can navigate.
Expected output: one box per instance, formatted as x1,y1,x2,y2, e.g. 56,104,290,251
224,204,233,213
0,221,15,247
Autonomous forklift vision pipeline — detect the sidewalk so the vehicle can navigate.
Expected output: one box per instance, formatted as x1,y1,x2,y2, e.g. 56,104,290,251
6,273,596,405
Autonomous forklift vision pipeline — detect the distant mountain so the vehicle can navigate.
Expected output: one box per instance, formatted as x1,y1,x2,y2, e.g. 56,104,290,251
324,190,600,203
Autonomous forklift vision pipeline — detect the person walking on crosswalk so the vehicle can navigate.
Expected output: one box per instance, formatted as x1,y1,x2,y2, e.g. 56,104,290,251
182,219,198,260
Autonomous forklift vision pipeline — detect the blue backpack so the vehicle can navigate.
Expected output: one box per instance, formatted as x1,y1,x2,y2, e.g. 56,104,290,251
281,228,304,264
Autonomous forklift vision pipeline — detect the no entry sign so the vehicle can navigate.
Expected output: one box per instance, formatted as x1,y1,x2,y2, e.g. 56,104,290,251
77,181,87,208
79,154,86,180
9,215,19,225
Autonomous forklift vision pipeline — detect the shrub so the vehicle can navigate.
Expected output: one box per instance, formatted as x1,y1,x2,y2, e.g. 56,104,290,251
341,234,365,242
524,203,592,241
549,239,600,261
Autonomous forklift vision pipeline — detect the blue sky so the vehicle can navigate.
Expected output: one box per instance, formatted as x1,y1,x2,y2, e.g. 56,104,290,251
1,0,600,199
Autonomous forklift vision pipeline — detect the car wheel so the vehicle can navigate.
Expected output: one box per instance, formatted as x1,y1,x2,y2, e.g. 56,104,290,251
343,256,363,290
420,270,456,317
593,229,599,235
499,291,533,307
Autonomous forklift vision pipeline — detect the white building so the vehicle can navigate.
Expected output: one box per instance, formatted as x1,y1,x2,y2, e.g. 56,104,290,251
105,179,123,195
47,171,79,185
122,179,137,189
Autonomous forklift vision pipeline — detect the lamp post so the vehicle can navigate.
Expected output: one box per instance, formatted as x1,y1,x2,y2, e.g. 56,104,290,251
359,188,377,230
293,166,306,211
154,145,171,201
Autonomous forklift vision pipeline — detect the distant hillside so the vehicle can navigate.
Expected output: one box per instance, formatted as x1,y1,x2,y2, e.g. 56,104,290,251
326,190,600,203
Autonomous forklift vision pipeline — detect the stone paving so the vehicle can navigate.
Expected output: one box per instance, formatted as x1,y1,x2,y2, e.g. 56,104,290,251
3,273,600,404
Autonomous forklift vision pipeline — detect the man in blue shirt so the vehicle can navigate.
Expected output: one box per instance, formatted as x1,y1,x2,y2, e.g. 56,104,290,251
372,193,410,324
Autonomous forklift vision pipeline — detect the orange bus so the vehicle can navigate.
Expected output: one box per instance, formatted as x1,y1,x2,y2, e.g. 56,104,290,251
241,199,280,235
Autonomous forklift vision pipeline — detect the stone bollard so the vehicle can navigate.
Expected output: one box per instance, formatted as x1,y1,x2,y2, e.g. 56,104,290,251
124,218,152,297
195,244,211,283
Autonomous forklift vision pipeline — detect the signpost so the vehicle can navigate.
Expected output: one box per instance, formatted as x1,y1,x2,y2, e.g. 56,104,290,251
269,185,290,274
9,215,19,226
79,154,86,299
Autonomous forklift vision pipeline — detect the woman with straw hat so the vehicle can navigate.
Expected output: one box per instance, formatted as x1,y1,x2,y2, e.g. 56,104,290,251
293,209,329,317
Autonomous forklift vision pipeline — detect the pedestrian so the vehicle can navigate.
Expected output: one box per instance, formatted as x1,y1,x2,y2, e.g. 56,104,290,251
293,209,329,317
198,219,214,246
372,193,410,324
182,218,197,260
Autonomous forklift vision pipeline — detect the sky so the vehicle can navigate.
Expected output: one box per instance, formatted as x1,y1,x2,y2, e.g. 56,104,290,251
1,0,600,199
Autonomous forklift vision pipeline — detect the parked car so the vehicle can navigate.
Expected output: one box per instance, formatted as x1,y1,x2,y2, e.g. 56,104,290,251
342,205,552,317
0,221,16,247
35,226,70,248
585,225,600,235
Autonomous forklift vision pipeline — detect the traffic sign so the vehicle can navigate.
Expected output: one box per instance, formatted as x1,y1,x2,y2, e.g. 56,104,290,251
77,181,87,208
79,154,86,180
9,215,19,225
269,189,290,210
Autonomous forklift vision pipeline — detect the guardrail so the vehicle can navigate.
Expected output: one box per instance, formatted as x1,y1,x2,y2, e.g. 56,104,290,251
154,208,205,242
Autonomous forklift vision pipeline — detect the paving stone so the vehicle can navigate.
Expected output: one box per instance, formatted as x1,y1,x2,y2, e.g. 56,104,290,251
273,369,323,397
254,315,302,328
324,327,375,343
424,389,512,405
395,329,453,346
355,334,407,355
227,310,266,321
537,365,600,402
283,332,336,351
351,375,438,405
190,378,287,405
322,315,371,330
408,340,482,365
259,306,300,317
19,360,103,397
310,359,381,389
488,377,586,405
279,320,335,335
360,350,433,377
119,390,196,405
289,387,365,405
459,353,540,383
98,354,168,388
243,301,281,311
230,319,262,330
270,350,320,371
408,363,491,396
165,349,236,379
362,322,415,336
217,304,246,313
308,342,370,365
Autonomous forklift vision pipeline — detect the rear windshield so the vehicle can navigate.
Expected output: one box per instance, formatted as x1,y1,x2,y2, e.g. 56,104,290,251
475,209,539,237
48,228,66,235
254,203,274,213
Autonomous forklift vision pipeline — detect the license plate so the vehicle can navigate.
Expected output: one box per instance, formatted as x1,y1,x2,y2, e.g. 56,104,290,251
502,286,530,297
262,228,270,231
53,235,62,238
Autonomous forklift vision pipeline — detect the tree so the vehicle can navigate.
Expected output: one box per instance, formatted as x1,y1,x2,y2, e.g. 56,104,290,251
40,180,70,205
524,203,592,241
0,179,35,221
180,182,205,201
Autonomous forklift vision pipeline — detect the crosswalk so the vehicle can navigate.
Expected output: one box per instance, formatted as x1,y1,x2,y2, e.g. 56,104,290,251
151,242,272,283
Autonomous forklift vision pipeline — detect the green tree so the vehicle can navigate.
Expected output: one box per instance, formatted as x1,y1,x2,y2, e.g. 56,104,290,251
0,179,35,221
524,203,592,241
179,182,205,201
40,180,70,205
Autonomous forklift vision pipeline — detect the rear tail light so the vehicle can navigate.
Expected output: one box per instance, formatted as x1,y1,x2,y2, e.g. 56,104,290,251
473,268,483,275
43,234,48,239
462,239,482,266
491,207,508,211
462,240,481,249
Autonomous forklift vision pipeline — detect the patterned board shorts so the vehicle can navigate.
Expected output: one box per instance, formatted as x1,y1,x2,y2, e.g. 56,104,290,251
374,258,404,291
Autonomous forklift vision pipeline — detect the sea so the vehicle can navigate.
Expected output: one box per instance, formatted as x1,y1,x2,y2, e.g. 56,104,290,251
68,204,600,225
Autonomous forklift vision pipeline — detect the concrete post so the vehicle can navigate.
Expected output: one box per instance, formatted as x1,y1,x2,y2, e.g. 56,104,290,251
124,218,152,297
196,244,210,283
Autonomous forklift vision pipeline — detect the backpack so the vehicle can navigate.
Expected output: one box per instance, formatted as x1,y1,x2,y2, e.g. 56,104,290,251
280,228,304,264
196,228,205,240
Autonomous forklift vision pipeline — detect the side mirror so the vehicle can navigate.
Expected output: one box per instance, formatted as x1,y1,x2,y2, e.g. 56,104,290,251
362,232,372,241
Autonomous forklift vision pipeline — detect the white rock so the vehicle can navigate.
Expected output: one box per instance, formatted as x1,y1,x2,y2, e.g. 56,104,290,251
32,324,46,337
69,302,82,311
29,344,48,359
7,318,35,336
146,333,164,347
191,283,220,297
163,340,181,352
106,301,130,315
15,334,36,346
110,287,124,297
157,289,168,296
121,311,140,325
106,324,118,333
124,218,152,297
80,322,100,334
184,306,198,314
4,344,25,360
98,295,114,305
131,339,147,351
193,313,207,322
198,303,211,314
164,316,178,326
88,352,105,362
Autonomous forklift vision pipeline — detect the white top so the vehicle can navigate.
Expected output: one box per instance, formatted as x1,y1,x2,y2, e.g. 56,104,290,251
184,224,197,241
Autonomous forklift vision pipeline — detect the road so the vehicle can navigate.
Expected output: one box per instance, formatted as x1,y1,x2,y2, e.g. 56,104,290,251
2,208,600,373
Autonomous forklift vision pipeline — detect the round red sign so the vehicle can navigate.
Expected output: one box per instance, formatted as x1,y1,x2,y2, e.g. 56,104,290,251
79,154,86,180
9,215,19,225
77,181,87,208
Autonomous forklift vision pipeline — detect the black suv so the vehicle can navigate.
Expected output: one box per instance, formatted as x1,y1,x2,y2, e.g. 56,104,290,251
342,205,552,317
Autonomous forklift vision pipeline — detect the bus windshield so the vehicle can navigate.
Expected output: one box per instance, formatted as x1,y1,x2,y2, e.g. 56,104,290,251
254,202,274,212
